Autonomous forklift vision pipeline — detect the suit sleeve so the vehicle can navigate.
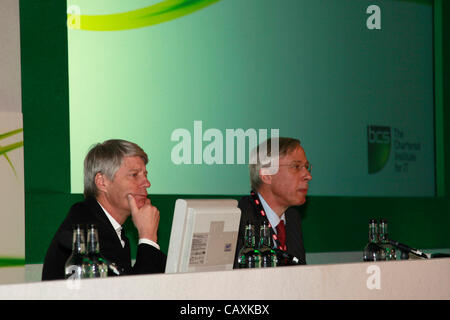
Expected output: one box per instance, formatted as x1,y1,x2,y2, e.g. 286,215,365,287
41,229,73,281
132,243,167,274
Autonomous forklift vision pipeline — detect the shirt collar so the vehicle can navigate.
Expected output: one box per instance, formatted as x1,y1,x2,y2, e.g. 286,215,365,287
97,201,122,233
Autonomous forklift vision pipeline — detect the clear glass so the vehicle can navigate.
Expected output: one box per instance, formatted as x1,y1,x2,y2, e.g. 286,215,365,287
258,221,277,267
363,219,385,261
379,219,397,260
86,224,108,278
363,242,384,261
237,223,261,268
64,225,89,279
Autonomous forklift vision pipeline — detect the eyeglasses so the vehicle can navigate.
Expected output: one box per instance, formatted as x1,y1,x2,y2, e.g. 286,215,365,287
278,162,312,173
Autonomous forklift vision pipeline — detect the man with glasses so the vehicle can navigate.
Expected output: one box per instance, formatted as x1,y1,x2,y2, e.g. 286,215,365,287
234,137,312,267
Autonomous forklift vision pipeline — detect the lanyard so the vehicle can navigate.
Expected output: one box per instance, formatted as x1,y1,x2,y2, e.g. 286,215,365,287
249,190,285,250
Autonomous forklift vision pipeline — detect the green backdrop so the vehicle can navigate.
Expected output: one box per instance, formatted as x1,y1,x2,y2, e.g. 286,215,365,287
20,0,450,264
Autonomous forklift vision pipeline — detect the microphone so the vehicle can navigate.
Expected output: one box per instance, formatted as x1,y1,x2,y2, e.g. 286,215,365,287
388,239,428,259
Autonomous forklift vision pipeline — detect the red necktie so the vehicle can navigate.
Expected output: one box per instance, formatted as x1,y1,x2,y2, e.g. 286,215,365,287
276,220,287,251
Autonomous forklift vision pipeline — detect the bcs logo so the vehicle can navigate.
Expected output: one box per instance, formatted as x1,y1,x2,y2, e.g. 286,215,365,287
367,126,391,174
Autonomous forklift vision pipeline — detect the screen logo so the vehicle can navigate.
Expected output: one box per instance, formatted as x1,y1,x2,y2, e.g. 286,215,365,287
367,125,391,174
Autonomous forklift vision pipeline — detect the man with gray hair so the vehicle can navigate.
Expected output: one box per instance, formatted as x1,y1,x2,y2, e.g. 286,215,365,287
42,139,166,280
234,137,312,267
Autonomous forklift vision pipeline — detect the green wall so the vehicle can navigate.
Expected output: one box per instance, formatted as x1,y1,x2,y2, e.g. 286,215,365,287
20,0,450,264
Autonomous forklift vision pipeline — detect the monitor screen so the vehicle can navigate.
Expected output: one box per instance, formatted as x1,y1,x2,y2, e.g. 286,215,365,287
165,199,241,273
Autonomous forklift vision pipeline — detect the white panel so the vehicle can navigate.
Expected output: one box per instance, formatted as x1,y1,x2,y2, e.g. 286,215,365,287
0,112,25,263
0,0,21,113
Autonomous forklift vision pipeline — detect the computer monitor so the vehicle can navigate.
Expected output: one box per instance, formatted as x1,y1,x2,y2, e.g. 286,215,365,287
165,199,241,274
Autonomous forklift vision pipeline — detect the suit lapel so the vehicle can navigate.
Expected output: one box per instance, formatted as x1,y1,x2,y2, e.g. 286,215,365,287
85,197,126,248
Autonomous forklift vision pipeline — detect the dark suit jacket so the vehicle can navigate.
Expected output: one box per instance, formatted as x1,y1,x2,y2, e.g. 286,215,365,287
234,195,306,268
42,197,166,280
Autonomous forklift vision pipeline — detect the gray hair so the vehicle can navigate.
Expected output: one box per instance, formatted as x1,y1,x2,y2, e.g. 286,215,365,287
83,139,148,198
249,137,301,191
